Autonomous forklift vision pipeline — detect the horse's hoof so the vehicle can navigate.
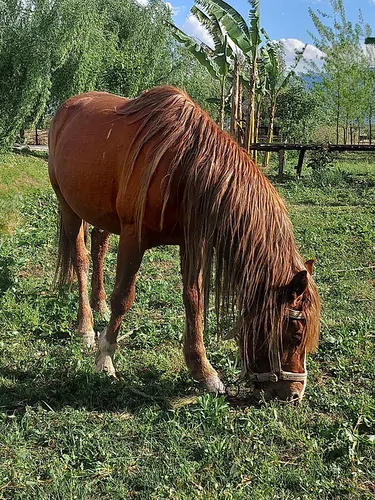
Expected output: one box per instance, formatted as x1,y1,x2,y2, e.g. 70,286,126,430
95,353,116,377
79,331,96,348
205,376,226,395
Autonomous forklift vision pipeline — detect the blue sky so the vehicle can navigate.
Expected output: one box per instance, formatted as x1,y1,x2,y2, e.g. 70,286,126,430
169,0,375,67
173,0,375,42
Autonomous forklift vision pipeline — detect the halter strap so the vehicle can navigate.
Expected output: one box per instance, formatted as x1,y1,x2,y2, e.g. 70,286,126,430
287,308,305,320
246,370,307,383
245,308,307,384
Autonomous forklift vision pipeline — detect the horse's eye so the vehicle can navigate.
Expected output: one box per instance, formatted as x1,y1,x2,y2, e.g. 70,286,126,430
292,330,303,346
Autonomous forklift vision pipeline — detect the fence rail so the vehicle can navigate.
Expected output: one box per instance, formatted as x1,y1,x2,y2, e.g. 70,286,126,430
14,142,375,180
250,143,375,179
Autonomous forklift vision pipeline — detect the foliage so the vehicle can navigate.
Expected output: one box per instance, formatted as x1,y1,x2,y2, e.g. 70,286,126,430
308,0,373,144
0,0,177,147
97,0,174,98
166,46,221,119
169,2,232,128
0,0,59,147
305,145,336,185
0,153,375,498
276,77,321,143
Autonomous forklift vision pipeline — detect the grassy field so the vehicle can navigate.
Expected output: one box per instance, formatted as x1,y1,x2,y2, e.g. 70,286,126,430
0,152,374,499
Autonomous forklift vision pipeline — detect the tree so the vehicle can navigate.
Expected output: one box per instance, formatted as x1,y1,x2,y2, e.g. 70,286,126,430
261,41,306,167
308,0,372,144
0,0,175,148
0,0,60,147
276,77,320,144
197,0,262,151
169,4,232,128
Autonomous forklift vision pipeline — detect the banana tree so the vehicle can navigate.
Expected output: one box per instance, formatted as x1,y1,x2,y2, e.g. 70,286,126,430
169,7,231,129
191,5,232,128
230,53,240,137
262,41,307,168
194,0,262,153
246,0,261,153
253,52,268,162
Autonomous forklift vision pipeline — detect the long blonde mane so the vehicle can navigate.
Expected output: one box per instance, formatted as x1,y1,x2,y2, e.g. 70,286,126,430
117,86,320,371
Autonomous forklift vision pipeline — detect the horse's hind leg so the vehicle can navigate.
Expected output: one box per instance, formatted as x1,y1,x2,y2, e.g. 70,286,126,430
90,227,110,316
95,226,144,376
180,246,225,394
59,202,95,347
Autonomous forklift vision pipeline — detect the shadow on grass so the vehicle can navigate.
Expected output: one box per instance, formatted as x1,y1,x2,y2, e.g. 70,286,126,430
13,148,48,162
0,360,260,415
0,256,14,298
0,364,189,413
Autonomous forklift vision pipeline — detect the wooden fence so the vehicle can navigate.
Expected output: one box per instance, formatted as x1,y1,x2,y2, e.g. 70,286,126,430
251,143,375,180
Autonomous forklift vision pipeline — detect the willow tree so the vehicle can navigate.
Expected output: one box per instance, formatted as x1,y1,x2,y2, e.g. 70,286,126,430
0,0,59,147
0,0,113,147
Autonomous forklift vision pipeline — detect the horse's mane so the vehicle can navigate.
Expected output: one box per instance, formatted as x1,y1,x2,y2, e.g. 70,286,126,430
117,85,320,371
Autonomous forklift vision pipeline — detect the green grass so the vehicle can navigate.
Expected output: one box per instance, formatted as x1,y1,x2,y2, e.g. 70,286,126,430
0,152,49,234
0,153,374,499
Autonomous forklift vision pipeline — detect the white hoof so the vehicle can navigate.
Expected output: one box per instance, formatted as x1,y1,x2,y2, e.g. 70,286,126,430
95,329,116,376
95,353,116,377
205,376,226,394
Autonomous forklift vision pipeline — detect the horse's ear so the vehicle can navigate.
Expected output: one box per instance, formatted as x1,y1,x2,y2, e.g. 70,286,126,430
305,259,315,275
287,270,308,301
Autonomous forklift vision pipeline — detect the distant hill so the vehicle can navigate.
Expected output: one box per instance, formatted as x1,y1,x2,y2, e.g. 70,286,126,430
300,73,323,88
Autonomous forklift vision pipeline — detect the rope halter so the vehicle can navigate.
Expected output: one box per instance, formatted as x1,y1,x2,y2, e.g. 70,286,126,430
245,308,307,384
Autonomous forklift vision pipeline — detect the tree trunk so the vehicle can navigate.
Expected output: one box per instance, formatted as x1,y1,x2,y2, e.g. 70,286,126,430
219,75,226,130
35,126,39,146
358,122,361,145
253,99,262,164
278,149,285,182
246,52,257,154
19,128,25,145
370,107,372,146
336,86,340,145
262,102,276,169
237,81,243,146
230,56,240,138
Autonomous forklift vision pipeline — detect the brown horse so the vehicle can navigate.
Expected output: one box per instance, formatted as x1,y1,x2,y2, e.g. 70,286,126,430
48,86,320,402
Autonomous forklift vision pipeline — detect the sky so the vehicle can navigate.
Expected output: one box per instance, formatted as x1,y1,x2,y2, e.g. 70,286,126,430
167,0,375,69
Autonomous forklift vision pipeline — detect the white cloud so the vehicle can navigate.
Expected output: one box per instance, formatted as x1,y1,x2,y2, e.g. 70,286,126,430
135,0,181,12
165,2,183,15
278,38,325,72
182,14,214,48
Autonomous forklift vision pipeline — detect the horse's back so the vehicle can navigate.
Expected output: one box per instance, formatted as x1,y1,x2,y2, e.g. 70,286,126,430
49,91,176,239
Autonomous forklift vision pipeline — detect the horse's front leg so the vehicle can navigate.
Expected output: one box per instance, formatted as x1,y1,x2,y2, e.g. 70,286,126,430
95,226,144,376
180,246,225,394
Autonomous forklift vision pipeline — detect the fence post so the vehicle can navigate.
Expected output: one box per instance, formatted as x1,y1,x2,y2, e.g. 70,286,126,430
296,148,307,177
278,149,285,182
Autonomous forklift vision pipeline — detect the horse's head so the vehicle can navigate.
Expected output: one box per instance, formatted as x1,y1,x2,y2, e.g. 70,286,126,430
238,260,319,403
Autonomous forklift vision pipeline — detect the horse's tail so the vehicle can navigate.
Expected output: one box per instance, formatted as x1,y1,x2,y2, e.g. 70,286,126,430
55,208,89,290
55,208,75,290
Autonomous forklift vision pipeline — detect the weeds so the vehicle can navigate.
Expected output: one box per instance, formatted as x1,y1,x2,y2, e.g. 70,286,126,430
0,153,374,498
